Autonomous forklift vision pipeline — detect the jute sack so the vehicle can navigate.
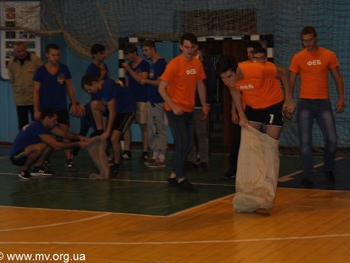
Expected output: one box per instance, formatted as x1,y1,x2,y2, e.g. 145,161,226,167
233,125,280,213
86,136,110,179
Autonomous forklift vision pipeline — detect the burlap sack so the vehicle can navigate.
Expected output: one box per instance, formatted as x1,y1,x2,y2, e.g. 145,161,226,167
86,136,110,179
233,125,280,213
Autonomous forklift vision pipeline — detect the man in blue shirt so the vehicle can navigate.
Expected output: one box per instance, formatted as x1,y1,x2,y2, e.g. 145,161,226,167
81,75,136,176
10,107,89,179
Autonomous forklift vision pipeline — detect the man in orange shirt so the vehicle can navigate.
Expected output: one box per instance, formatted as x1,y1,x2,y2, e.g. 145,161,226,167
217,56,295,140
290,26,345,187
159,33,209,192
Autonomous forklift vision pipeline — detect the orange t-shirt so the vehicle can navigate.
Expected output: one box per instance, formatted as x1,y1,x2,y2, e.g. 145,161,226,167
289,47,339,99
160,55,206,112
235,61,283,109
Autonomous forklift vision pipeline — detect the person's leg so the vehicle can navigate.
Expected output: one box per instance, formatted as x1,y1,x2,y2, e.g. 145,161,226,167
315,100,337,173
297,99,315,182
90,100,105,132
229,123,241,173
193,109,209,164
16,105,30,130
152,102,168,161
187,109,200,164
166,111,194,180
140,123,149,152
147,102,157,160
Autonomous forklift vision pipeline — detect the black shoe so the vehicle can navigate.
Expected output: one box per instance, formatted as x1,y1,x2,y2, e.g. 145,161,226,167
167,177,177,187
185,161,198,171
325,171,335,182
301,178,314,188
177,179,197,193
139,151,149,162
198,162,208,172
223,169,236,179
31,166,53,176
18,170,32,180
111,163,120,177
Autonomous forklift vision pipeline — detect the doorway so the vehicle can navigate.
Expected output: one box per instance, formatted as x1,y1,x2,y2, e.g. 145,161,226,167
199,40,247,152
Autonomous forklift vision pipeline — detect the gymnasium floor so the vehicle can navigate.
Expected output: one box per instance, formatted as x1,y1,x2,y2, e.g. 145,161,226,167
1,146,350,262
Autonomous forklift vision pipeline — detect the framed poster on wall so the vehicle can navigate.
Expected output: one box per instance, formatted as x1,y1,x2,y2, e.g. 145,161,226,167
0,1,41,79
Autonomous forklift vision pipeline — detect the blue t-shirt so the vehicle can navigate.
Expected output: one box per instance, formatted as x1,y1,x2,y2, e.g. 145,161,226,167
10,120,53,157
147,58,167,103
100,79,136,114
85,63,110,101
126,59,150,102
33,63,72,111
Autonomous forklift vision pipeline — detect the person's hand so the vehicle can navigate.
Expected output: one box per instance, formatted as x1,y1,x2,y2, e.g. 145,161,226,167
78,140,90,149
140,79,147,85
121,62,130,71
78,135,87,141
172,105,184,116
238,114,249,127
34,109,41,120
201,105,210,120
231,110,239,124
335,99,345,113
282,98,296,119
70,104,79,116
101,131,110,139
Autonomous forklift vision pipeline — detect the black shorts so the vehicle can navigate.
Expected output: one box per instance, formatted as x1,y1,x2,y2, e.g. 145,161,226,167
10,150,26,166
245,102,284,127
56,108,70,125
113,111,135,133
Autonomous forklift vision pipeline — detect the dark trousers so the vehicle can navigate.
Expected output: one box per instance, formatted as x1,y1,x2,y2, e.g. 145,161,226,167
229,123,241,173
166,111,194,179
16,105,34,130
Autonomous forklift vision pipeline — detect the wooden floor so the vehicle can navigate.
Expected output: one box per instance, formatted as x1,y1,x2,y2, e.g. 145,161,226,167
1,146,350,263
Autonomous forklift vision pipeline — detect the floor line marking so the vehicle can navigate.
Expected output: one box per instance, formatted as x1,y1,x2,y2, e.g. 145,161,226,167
1,232,350,245
0,213,111,233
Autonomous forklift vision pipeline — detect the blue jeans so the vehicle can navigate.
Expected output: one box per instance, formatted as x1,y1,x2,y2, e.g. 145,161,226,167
166,111,194,179
297,99,337,180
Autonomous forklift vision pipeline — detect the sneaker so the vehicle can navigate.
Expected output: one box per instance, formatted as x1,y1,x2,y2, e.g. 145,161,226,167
177,179,197,193
148,160,166,168
121,150,132,160
223,169,236,179
31,166,53,176
18,170,32,180
139,151,149,162
44,159,51,167
65,159,78,172
144,158,157,166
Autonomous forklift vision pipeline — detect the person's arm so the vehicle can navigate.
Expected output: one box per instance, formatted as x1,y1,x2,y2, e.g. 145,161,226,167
158,80,183,115
65,79,79,115
228,87,248,127
276,66,296,118
33,81,41,119
40,133,88,150
140,78,161,86
122,62,149,83
7,61,14,84
197,80,209,120
51,126,86,141
101,98,116,139
231,100,239,124
330,66,345,113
